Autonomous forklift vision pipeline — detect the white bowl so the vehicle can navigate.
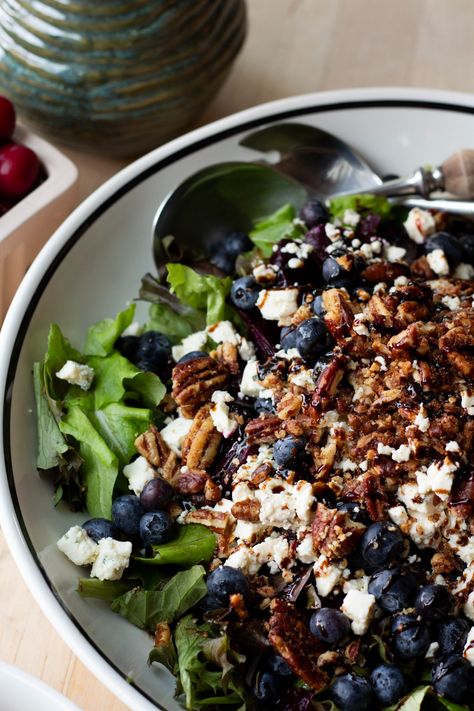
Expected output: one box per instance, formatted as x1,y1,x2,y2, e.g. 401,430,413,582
0,661,80,711
0,88,473,711
0,126,78,320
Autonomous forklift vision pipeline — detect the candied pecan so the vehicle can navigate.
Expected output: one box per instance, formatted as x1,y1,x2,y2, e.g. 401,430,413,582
291,303,313,326
395,300,429,328
229,593,248,619
312,353,347,409
388,322,432,354
134,425,179,482
251,461,273,485
175,469,208,494
154,621,171,647
182,405,222,470
245,415,283,444
361,261,409,284
268,599,328,692
185,508,232,535
204,478,222,503
231,498,261,522
172,356,229,418
410,255,435,279
447,351,474,377
277,392,303,419
343,472,388,521
431,548,458,575
310,441,337,479
367,294,394,328
322,289,354,339
212,342,240,375
311,503,365,560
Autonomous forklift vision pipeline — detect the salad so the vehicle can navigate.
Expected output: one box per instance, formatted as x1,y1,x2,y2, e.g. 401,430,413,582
34,192,474,710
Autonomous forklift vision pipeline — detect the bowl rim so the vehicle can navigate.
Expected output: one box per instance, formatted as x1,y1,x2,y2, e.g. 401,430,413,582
0,660,81,711
0,87,473,710
0,125,78,248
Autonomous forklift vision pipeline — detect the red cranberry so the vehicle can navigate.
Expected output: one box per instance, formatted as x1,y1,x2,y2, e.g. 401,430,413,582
0,97,16,140
0,143,40,200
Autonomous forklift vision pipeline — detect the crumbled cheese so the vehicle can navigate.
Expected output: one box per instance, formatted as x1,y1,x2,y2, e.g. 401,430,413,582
234,445,274,483
256,288,299,326
460,390,474,415
289,369,316,389
403,207,436,243
225,546,260,576
57,526,98,566
56,360,94,391
171,329,208,361
342,209,360,227
325,223,341,241
388,506,409,527
454,262,474,279
253,263,279,284
463,627,474,666
464,592,474,622
253,478,314,529
239,360,270,399
90,538,132,581
121,321,142,337
253,535,292,574
313,555,345,597
160,416,193,456
234,519,267,545
371,240,382,255
281,241,313,259
377,442,411,462
360,243,375,260
426,249,450,276
123,456,156,496
210,390,238,438
343,575,370,594
394,275,409,287
414,404,430,433
238,338,256,362
352,238,362,249
274,348,300,360
353,318,370,337
296,534,316,564
446,440,460,453
374,355,387,371
288,257,305,269
207,320,240,345
416,457,458,501
441,294,461,311
341,589,376,635
397,483,442,548
385,245,407,262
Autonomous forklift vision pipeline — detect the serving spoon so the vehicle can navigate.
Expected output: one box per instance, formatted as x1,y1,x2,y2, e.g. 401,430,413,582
152,122,474,268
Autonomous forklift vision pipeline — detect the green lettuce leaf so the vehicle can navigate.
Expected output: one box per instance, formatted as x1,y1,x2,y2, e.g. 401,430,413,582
140,273,206,343
111,565,207,632
134,524,216,567
249,203,303,257
166,263,232,325
385,686,430,711
43,323,83,400
173,616,251,710
84,304,135,357
435,698,470,711
78,578,136,602
34,362,69,470
148,636,178,674
328,194,392,220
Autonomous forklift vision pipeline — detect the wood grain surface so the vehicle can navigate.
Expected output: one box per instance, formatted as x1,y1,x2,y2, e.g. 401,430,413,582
1,1,473,708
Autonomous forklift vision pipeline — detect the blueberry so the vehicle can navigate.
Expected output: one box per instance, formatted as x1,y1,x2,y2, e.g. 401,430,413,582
330,673,375,711
223,231,253,256
424,231,463,266
460,233,474,264
309,608,351,646
83,517,119,542
139,510,174,546
368,566,418,613
135,358,161,373
437,618,470,656
177,350,208,364
322,256,345,283
370,664,408,706
295,317,332,361
279,326,298,350
336,501,371,526
312,294,325,316
139,477,174,511
254,397,274,414
210,249,235,274
432,654,474,704
299,198,329,229
360,521,404,568
326,277,353,291
267,654,293,679
136,331,171,371
415,584,453,621
199,593,224,612
230,276,261,310
207,566,250,606
255,671,284,705
111,495,144,538
273,435,306,469
114,335,139,362
390,613,431,660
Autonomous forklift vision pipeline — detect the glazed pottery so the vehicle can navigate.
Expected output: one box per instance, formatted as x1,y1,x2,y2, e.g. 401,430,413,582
0,0,246,157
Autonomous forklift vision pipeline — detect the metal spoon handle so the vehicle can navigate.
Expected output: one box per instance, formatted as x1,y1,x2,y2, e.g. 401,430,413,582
389,196,474,215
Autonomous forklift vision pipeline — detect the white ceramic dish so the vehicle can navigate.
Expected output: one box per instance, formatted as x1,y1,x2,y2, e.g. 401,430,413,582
0,125,78,320
0,661,80,711
0,88,473,711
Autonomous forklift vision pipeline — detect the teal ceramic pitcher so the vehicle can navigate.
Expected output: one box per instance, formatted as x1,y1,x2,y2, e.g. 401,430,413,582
0,0,246,157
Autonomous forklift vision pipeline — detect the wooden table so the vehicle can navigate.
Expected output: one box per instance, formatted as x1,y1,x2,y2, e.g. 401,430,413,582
1,0,473,708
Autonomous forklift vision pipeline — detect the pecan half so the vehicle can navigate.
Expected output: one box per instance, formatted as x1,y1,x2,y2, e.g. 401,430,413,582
212,342,240,376
245,415,284,444
185,509,232,536
134,425,179,483
311,503,365,560
181,405,222,470
323,288,354,339
175,468,208,494
172,356,229,418
231,498,261,522
268,599,328,692
361,261,409,284
312,353,347,410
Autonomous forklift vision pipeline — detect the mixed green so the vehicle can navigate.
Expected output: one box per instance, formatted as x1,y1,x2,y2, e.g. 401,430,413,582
34,193,474,710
